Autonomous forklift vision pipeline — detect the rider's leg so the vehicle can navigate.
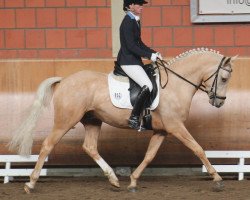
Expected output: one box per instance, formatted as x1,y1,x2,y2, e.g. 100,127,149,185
128,85,150,129
121,65,153,91
121,65,152,129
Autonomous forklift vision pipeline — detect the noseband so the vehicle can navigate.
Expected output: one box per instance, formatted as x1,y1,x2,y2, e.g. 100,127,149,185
155,56,233,101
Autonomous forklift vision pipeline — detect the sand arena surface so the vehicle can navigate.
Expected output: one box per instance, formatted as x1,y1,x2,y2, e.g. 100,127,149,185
1,176,250,200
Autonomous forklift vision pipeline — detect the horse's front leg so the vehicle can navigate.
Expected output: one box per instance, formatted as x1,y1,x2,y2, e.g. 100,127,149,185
128,133,165,192
167,122,223,191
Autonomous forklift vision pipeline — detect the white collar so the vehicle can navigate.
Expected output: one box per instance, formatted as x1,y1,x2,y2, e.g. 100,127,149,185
128,11,140,21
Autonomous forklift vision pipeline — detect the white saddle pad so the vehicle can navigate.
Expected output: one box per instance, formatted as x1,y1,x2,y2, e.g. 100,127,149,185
108,72,160,110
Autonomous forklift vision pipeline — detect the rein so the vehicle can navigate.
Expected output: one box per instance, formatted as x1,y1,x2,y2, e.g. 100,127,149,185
154,56,232,100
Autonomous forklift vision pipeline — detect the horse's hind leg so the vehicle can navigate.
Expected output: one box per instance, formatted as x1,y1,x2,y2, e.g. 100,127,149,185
128,132,165,192
82,119,120,188
24,127,69,193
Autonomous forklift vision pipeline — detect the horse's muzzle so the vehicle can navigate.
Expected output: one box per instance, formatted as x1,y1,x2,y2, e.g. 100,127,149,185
209,98,225,108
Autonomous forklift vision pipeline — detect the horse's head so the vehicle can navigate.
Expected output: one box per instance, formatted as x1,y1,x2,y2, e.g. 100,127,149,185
154,49,237,108
202,55,237,108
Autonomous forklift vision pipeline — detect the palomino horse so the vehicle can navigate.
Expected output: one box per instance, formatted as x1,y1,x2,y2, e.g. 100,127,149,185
9,49,236,193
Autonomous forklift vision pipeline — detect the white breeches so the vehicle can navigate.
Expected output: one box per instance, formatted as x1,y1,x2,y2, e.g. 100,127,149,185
121,65,153,92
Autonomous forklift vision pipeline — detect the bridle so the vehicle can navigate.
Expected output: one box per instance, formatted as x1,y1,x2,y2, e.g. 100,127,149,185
154,56,233,101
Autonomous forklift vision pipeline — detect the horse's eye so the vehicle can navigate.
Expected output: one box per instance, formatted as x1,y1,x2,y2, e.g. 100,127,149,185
222,78,227,82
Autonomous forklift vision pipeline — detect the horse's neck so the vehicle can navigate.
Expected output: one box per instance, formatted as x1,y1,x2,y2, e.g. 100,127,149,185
166,53,222,88
159,53,222,116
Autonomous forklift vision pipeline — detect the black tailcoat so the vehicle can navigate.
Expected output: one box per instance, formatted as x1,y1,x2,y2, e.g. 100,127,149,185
117,12,155,66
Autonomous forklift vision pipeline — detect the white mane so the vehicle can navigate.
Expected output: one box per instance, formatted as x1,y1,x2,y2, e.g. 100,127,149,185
166,48,223,66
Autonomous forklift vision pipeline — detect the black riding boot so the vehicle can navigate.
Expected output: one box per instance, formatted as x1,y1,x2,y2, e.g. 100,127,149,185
128,85,150,130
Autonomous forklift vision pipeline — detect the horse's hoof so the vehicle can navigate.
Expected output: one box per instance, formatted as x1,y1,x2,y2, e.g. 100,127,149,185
212,181,224,192
127,186,138,193
109,179,120,188
24,185,31,194
24,182,34,194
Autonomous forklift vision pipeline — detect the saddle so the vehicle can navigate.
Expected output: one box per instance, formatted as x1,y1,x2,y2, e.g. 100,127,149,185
113,61,158,130
113,62,158,107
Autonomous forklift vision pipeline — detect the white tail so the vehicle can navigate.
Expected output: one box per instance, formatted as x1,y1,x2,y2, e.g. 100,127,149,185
8,77,63,156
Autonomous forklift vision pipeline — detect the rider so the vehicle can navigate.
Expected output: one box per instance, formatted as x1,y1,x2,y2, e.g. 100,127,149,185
117,0,162,130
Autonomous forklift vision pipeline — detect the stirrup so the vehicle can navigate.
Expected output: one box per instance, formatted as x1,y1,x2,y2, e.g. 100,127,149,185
138,125,147,132
128,116,140,130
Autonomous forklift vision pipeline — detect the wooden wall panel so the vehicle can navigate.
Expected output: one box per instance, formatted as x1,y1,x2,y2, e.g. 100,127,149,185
0,58,250,166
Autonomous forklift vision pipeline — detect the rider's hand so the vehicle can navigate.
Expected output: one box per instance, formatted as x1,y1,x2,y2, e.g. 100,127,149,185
150,53,158,62
156,52,163,60
151,52,163,62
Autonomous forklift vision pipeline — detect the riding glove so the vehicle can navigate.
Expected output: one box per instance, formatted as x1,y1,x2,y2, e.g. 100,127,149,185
151,52,162,62
156,52,163,60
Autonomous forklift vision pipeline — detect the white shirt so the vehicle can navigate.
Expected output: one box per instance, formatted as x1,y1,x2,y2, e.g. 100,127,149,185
128,11,140,21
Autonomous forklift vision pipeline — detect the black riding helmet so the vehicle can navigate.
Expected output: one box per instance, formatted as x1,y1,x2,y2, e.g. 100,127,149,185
123,0,148,11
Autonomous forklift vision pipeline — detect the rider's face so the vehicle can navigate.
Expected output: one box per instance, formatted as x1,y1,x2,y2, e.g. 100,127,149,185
129,3,143,16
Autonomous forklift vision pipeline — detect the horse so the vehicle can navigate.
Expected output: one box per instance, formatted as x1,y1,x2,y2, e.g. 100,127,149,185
9,48,236,193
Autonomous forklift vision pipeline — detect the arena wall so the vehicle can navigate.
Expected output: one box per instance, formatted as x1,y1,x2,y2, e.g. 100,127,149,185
0,0,249,59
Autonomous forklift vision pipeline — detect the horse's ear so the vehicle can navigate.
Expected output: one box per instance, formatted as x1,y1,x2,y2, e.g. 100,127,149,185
224,57,231,65
224,55,238,66
231,55,238,62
